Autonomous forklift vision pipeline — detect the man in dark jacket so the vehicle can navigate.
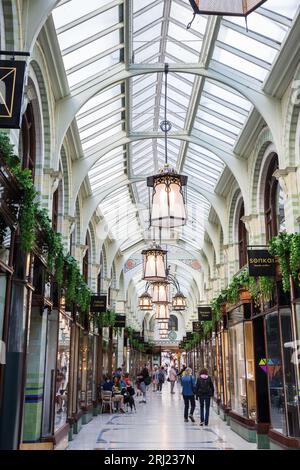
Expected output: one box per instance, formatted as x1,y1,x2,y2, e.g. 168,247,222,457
195,368,214,426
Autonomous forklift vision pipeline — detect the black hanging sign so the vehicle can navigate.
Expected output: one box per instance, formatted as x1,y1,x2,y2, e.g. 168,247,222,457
0,60,26,129
186,332,193,340
114,315,126,328
248,249,276,277
198,306,212,321
193,321,202,333
90,295,107,313
133,331,140,339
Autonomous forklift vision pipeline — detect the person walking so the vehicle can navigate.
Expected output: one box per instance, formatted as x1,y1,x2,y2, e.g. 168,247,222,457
195,368,214,426
168,365,177,394
181,367,196,423
152,366,159,392
137,364,149,403
157,366,165,392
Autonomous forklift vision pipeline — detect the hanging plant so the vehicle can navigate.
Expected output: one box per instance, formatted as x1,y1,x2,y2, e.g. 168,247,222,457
290,232,300,279
269,232,293,292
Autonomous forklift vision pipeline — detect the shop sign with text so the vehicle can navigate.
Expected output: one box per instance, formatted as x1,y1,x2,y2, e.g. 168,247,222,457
248,249,275,276
198,306,212,321
90,295,107,313
0,60,26,128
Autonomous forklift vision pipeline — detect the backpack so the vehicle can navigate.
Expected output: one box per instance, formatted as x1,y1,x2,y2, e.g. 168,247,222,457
158,371,165,383
197,377,213,396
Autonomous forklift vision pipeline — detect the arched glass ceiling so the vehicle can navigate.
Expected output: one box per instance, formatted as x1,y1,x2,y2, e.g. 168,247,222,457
52,0,300,257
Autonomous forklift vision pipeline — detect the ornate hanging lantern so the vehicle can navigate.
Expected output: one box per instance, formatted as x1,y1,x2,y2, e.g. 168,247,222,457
147,165,188,229
152,281,170,304
156,303,170,321
188,0,266,16
172,292,187,311
147,64,187,229
142,242,167,282
138,291,152,311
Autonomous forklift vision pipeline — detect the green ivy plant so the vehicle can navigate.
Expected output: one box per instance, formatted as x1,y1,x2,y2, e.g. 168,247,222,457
0,132,91,314
269,231,293,292
96,310,116,329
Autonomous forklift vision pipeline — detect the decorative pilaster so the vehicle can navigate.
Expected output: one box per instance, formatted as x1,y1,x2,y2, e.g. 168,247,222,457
274,167,300,232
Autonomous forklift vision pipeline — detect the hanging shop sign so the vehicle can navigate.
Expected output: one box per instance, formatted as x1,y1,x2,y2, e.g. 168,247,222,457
193,321,202,333
90,295,107,313
247,249,276,277
186,332,193,340
0,60,26,128
114,315,126,328
198,306,212,322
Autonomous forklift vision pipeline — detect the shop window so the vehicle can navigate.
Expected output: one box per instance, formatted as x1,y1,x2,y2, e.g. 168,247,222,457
21,103,36,179
55,314,71,432
265,311,287,435
229,321,247,417
238,202,248,269
168,314,178,331
280,308,300,437
264,154,285,242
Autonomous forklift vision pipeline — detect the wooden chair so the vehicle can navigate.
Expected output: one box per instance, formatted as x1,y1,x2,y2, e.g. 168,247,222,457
101,390,113,414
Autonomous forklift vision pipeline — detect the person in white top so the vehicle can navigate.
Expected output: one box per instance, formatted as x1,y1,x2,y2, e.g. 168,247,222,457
168,366,177,394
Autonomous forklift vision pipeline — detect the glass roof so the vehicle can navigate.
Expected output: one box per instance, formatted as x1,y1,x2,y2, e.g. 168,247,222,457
52,0,300,274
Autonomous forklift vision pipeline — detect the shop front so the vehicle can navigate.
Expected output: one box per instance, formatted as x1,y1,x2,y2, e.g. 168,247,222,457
227,303,257,443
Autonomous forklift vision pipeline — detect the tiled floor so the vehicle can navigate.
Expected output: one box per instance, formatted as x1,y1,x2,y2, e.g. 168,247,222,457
67,384,257,450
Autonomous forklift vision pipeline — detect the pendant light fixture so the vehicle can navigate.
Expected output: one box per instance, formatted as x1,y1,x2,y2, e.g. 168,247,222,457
172,292,187,311
187,1,266,30
156,303,170,321
142,242,167,282
188,0,266,16
152,281,170,304
147,64,188,229
138,284,152,311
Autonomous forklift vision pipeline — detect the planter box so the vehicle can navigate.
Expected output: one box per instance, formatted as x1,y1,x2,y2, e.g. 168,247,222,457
239,288,251,301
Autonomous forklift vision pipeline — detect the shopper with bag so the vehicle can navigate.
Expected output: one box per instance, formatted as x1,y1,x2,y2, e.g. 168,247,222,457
181,367,196,422
195,368,214,426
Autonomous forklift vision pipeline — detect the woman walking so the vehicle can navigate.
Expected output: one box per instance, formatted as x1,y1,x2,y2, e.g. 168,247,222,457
195,368,214,426
181,367,196,422
168,365,177,394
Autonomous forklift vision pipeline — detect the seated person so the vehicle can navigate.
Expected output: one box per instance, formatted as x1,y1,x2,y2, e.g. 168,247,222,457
112,377,125,413
102,375,114,392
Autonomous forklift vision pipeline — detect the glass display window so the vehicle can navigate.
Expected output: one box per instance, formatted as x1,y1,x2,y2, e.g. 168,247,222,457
280,308,300,437
244,321,257,420
86,334,94,406
229,321,247,417
55,313,71,432
265,311,287,435
221,330,231,408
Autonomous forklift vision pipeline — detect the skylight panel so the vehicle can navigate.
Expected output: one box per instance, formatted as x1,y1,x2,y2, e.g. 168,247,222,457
204,82,251,111
55,7,120,51
227,13,288,43
193,124,236,146
262,0,299,18
134,3,164,32
200,97,246,125
167,22,203,53
170,2,207,32
82,124,123,150
218,25,277,64
196,111,240,135
213,47,268,81
53,0,109,29
166,40,200,63
78,85,121,115
63,30,121,71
